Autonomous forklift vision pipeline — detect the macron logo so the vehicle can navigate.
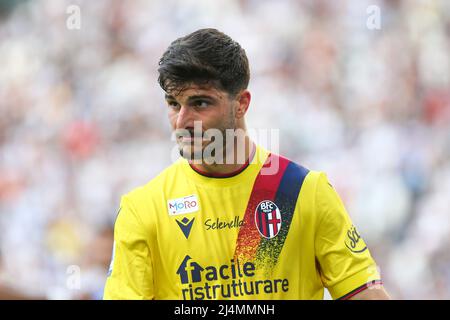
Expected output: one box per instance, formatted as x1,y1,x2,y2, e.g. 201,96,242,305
168,195,199,216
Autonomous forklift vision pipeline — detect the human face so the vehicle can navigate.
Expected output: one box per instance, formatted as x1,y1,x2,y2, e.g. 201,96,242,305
165,85,236,161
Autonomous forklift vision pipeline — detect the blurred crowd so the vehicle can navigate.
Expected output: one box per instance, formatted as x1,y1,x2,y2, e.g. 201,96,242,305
0,0,449,299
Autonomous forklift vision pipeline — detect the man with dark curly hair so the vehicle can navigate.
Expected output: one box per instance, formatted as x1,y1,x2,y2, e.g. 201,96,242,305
103,28,389,300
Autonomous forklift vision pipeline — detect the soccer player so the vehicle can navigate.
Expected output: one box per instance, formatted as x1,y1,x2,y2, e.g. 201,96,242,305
103,28,390,300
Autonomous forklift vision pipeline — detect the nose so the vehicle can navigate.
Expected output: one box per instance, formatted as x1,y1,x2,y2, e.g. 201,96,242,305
176,105,194,129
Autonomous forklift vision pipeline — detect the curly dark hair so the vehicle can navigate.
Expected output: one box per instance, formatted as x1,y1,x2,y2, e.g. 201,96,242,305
158,28,250,96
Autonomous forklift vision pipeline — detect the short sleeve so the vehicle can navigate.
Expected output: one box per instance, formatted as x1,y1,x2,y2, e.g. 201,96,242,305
103,195,154,300
314,173,381,300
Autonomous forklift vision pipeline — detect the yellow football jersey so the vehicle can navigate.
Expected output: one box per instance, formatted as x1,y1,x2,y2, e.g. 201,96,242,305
103,145,381,300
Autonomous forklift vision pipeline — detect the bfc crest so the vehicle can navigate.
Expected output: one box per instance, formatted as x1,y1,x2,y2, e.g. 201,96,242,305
255,200,282,239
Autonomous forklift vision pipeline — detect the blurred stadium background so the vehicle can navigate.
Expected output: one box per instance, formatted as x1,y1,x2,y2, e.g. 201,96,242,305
0,0,449,299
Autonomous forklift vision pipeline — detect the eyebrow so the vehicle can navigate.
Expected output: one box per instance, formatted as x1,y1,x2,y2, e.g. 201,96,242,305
165,94,217,102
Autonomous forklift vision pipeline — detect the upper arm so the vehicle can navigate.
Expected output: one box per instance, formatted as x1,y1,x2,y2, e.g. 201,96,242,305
103,196,154,300
313,173,383,300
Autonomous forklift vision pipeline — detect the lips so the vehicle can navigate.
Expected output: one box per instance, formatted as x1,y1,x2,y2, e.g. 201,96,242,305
179,136,204,143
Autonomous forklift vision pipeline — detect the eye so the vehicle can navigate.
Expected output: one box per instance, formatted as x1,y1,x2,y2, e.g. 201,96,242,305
167,101,180,109
193,100,210,108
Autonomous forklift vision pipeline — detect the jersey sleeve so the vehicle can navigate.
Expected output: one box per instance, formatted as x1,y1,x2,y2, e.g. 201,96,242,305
314,172,381,300
103,195,154,300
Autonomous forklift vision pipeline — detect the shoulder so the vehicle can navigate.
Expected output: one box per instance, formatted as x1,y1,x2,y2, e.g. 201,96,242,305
270,152,338,207
122,159,185,206
267,151,319,186
115,159,186,231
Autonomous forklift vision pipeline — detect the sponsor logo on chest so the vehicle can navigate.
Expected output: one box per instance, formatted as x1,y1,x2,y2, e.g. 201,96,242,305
168,194,199,216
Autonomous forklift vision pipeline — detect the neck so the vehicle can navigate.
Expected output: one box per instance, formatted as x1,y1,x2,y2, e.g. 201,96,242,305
189,135,255,178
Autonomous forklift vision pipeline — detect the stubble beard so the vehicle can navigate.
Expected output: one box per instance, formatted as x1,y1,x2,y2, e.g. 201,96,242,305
178,113,236,164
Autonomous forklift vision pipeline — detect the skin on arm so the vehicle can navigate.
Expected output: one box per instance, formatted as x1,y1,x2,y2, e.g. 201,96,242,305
348,285,391,300
0,283,46,300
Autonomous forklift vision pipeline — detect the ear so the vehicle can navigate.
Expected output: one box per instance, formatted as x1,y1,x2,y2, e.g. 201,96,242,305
235,90,251,119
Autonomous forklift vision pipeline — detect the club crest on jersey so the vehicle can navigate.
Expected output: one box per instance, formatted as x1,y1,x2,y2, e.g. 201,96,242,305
255,200,282,239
